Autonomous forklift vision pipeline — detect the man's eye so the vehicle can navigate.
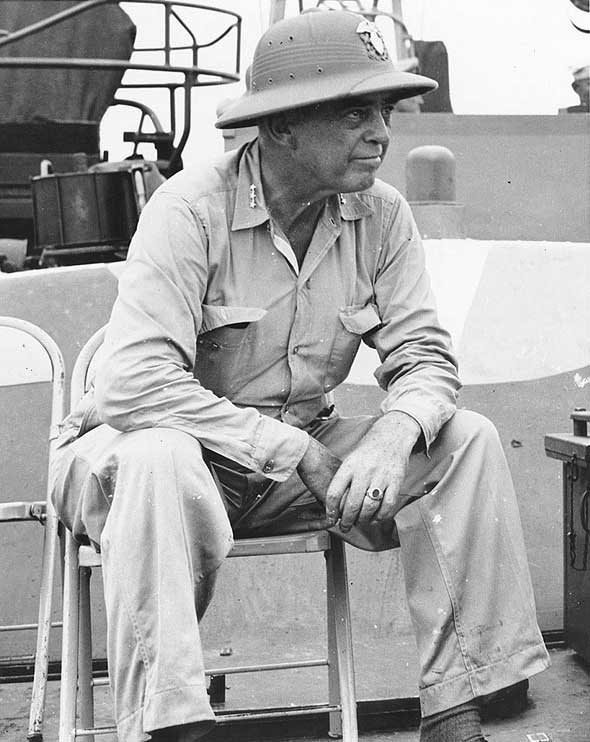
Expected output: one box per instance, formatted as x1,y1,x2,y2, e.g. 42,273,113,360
344,109,365,123
381,105,394,124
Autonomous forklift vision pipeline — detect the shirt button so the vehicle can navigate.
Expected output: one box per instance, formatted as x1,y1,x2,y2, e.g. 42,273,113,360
283,405,289,413
262,460,274,473
292,345,299,354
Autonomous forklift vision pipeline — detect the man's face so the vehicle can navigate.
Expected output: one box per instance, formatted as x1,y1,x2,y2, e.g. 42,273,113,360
573,77,590,106
287,94,394,195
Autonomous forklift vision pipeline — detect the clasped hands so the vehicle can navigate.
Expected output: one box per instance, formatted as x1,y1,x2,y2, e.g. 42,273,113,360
296,411,421,533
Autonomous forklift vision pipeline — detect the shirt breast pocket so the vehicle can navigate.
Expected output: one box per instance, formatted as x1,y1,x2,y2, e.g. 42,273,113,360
325,303,382,389
195,304,267,393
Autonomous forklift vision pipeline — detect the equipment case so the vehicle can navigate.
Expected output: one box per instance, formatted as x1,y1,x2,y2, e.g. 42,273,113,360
545,410,590,665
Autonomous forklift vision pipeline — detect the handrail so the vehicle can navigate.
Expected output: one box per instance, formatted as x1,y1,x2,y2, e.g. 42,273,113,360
0,1,241,55
0,56,238,81
0,0,242,173
114,98,166,134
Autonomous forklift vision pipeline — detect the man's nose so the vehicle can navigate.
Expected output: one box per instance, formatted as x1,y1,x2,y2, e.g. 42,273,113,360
364,108,390,146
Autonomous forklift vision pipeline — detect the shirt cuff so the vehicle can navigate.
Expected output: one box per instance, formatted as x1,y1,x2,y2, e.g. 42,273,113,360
251,414,310,482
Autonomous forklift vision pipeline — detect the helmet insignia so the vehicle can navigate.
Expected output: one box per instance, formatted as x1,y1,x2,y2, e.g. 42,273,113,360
356,20,390,61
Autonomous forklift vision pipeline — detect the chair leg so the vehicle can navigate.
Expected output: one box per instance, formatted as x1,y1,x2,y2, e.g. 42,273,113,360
59,531,82,742
27,503,60,742
78,567,95,742
326,546,342,739
325,535,358,742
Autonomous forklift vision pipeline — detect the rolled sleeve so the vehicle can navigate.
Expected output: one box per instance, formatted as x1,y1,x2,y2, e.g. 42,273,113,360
371,195,461,449
94,189,308,481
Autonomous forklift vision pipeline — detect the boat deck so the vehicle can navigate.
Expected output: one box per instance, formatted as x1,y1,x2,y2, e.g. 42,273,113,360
1,645,588,742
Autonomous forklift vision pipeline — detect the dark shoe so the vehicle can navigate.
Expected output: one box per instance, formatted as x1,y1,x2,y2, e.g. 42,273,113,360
150,720,214,742
480,679,529,720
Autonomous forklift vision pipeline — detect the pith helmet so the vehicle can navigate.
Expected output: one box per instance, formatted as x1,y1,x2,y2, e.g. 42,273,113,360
215,10,437,129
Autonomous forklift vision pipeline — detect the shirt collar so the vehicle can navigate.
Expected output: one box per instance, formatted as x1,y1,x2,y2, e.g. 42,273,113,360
334,191,374,221
231,139,374,231
231,139,270,231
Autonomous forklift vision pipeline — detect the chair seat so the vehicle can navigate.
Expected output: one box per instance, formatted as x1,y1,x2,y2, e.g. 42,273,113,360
78,530,332,568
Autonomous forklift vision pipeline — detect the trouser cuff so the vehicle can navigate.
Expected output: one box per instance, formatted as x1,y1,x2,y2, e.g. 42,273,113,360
117,683,216,742
419,642,551,717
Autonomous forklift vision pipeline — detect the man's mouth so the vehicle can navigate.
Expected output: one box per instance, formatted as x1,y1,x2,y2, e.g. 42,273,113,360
354,155,382,166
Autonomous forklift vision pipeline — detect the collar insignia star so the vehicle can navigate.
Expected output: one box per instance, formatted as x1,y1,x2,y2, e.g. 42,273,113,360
356,20,389,61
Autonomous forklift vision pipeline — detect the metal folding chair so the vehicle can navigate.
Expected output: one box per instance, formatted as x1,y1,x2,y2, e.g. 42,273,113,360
0,316,66,742
59,326,358,742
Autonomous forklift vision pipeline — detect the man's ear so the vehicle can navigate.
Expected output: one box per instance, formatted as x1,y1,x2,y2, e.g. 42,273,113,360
263,112,299,149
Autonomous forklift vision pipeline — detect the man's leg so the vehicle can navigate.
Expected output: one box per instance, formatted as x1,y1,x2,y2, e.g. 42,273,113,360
238,409,550,736
51,425,234,742
394,409,550,720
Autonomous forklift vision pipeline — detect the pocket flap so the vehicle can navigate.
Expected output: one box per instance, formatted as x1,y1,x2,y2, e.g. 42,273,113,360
339,303,382,335
200,304,267,333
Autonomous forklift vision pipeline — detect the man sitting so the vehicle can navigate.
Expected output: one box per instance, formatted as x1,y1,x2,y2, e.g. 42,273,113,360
51,10,550,742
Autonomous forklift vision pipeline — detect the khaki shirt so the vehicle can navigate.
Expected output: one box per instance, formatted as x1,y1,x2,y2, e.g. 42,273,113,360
87,139,460,483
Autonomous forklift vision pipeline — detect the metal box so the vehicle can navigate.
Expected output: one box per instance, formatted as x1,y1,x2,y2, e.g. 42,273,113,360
545,410,590,665
31,170,140,252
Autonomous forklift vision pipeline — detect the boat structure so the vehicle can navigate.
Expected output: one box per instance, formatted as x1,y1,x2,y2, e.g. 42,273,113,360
0,1,589,740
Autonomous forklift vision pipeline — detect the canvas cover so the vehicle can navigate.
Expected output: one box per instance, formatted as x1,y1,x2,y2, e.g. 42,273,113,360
414,40,453,113
0,1,136,124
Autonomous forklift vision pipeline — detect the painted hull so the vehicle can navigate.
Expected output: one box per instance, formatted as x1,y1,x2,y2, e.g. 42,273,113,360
1,239,588,665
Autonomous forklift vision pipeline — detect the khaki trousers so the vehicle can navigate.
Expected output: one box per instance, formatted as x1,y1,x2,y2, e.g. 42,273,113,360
50,410,550,741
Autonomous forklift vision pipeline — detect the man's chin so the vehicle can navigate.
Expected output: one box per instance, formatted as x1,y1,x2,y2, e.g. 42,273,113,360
342,172,378,193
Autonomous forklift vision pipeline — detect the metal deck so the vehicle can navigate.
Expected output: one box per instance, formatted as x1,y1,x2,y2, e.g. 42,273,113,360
1,645,589,742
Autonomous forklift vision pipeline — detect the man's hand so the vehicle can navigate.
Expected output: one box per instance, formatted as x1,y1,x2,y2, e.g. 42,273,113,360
296,436,343,527
326,411,421,532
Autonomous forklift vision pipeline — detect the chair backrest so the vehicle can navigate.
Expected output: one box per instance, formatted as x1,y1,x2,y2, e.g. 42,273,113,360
70,325,106,410
0,316,66,440
0,317,66,739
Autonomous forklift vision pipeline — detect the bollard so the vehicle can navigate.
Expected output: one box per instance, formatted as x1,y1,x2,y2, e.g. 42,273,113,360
406,145,456,202
405,145,465,239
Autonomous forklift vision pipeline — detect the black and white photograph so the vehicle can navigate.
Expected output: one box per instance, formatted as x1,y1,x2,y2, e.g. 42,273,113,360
0,2,589,741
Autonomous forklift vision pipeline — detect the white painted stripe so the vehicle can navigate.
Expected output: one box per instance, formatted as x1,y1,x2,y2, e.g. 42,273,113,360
458,240,590,385
346,239,590,387
346,238,490,386
423,239,490,350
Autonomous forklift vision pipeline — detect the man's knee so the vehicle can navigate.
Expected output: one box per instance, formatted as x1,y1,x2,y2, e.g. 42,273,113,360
107,426,204,474
97,427,233,566
53,426,216,541
441,409,501,453
98,427,228,522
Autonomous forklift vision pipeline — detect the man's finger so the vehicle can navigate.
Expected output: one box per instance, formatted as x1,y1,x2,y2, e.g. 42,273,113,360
285,516,334,533
325,467,351,523
372,479,403,523
356,484,387,524
376,485,421,523
339,476,370,532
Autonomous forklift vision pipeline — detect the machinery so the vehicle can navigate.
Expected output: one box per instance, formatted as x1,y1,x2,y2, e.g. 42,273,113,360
0,0,241,268
0,0,456,270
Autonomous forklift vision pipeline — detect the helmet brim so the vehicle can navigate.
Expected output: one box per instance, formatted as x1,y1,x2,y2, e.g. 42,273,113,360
215,69,437,129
